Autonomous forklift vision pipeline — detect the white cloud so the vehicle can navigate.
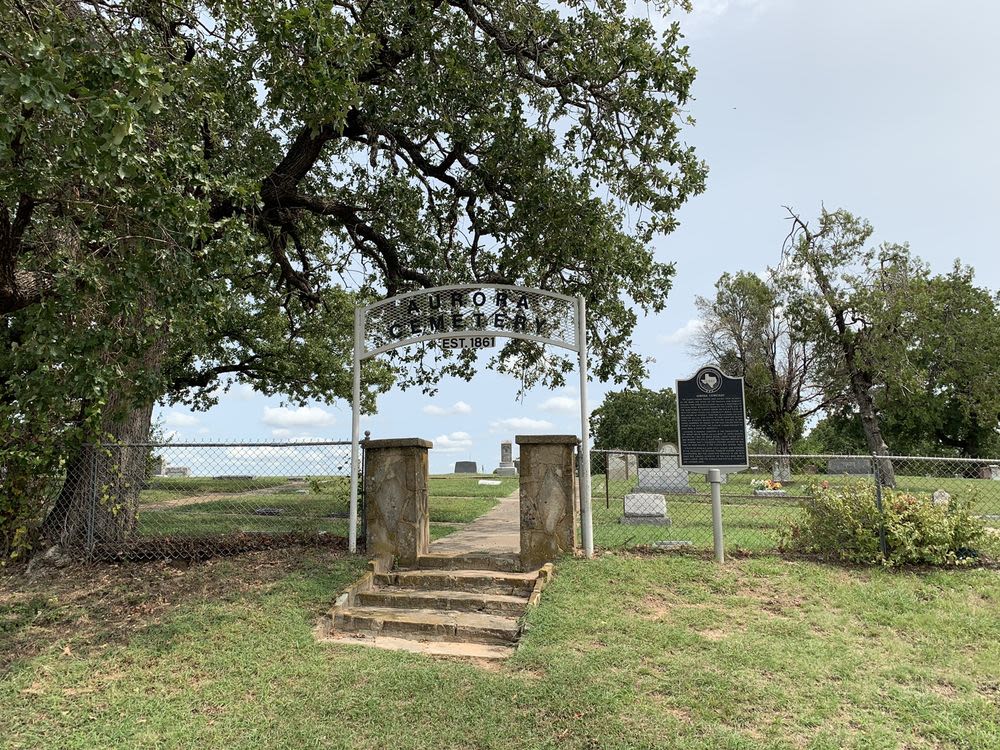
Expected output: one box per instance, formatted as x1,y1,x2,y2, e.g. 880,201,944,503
422,400,473,416
539,395,579,414
688,0,774,19
433,431,474,453
262,405,336,428
659,318,705,346
163,410,199,428
490,417,555,434
231,383,257,401
271,428,292,438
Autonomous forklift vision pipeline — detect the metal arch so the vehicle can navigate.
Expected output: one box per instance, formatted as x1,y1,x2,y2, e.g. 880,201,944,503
362,282,578,310
348,284,594,559
362,329,577,359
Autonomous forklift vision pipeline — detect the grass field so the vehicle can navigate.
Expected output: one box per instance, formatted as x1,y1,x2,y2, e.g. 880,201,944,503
2,549,998,749
592,470,1000,552
131,474,517,540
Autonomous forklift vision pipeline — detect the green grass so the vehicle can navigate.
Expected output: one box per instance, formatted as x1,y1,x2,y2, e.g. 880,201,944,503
129,474,513,541
592,471,1000,552
143,476,290,496
428,474,519,498
2,550,998,749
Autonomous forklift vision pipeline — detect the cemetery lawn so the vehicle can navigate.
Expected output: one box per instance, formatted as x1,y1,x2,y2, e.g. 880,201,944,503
132,474,515,538
3,550,999,749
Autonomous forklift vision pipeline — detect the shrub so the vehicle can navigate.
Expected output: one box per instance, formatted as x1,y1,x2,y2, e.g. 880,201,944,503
781,481,985,566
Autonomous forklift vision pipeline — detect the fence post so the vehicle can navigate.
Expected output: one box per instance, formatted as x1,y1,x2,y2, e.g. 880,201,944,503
871,454,889,561
708,468,725,564
359,432,369,547
86,445,98,559
604,455,610,509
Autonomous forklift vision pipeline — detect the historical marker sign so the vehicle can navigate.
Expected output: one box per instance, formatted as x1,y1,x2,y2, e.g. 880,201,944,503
675,366,748,473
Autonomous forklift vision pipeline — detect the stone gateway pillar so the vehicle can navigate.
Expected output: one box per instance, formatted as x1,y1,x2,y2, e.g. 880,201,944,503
364,438,432,569
516,434,580,568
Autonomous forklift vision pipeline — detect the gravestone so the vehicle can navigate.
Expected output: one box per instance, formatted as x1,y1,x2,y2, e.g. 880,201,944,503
606,452,637,480
657,440,678,467
495,439,518,476
454,460,478,474
635,467,696,493
620,492,672,526
636,443,695,494
164,466,191,478
827,457,872,475
932,489,951,506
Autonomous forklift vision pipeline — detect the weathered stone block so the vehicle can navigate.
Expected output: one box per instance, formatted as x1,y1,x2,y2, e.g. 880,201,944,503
365,438,432,568
516,435,579,568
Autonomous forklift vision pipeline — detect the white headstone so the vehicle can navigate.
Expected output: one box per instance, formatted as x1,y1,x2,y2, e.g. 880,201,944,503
623,492,667,517
636,467,695,493
932,489,951,506
606,452,636,479
657,441,679,469
496,440,517,475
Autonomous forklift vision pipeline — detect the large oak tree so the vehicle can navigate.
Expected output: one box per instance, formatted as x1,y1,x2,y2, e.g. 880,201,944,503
1,0,706,555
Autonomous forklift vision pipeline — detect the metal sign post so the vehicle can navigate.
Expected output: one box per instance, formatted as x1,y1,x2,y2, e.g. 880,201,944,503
676,366,749,563
349,284,593,558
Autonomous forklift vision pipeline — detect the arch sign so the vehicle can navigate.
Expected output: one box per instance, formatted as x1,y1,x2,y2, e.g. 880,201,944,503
348,284,594,558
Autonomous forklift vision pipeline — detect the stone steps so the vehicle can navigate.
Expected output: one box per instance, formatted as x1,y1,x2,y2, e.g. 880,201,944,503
357,588,529,615
375,569,538,596
320,559,554,659
416,552,522,573
335,605,521,645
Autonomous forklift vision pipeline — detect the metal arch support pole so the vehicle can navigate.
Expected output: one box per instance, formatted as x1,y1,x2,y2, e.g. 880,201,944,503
349,307,363,554
577,296,594,559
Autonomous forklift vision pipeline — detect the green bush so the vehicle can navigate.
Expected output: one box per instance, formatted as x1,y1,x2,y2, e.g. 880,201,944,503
781,481,985,566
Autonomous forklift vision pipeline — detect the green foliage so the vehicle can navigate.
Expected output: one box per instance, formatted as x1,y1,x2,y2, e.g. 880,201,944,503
590,387,677,454
694,271,816,453
1,0,707,555
783,482,985,566
795,261,1000,459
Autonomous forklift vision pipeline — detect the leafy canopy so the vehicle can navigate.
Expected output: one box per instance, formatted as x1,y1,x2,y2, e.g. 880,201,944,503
1,0,707,554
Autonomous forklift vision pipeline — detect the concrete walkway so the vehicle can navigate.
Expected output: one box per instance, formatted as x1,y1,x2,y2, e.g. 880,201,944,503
430,489,520,554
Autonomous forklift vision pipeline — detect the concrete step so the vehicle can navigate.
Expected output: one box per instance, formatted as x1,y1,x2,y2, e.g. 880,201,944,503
321,633,516,660
416,552,522,573
358,587,529,615
335,606,521,645
375,569,538,595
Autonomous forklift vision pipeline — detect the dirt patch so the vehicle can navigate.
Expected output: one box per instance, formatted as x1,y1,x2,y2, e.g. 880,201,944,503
697,628,729,641
978,681,1000,705
928,681,958,699
0,545,348,673
729,570,806,617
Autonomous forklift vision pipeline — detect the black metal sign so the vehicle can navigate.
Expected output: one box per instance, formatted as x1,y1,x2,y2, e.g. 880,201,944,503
675,366,748,473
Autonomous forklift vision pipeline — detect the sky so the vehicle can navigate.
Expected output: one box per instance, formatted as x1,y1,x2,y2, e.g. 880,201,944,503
154,0,1000,475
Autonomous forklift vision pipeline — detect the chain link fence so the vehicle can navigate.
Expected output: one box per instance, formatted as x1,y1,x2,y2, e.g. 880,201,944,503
44,441,360,560
590,450,1000,553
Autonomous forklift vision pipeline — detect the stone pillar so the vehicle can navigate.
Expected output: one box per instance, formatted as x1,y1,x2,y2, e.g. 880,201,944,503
516,435,580,568
364,438,432,569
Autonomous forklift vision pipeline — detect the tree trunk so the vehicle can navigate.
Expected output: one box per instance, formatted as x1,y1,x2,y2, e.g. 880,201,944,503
772,436,793,482
41,397,156,548
850,379,896,487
